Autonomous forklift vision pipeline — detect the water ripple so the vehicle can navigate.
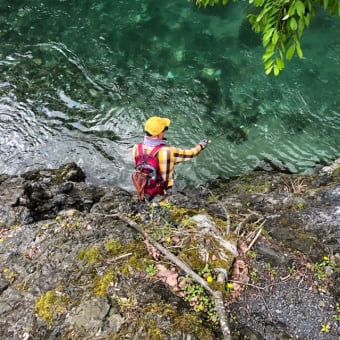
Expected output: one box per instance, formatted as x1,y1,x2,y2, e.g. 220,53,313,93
0,0,339,189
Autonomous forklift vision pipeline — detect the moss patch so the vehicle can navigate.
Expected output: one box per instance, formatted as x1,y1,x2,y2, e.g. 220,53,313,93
117,241,151,275
104,240,122,254
332,167,340,178
34,289,73,327
177,246,206,272
77,246,102,264
93,269,116,297
110,302,215,339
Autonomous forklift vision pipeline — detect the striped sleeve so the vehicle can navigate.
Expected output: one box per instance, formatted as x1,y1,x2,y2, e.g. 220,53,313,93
171,144,203,163
157,144,203,186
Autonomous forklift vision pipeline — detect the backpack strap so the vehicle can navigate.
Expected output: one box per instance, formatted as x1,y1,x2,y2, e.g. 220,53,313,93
137,143,144,157
149,144,163,157
136,143,163,157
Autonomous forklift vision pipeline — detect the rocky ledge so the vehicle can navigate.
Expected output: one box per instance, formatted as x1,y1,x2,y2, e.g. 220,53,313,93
0,161,339,339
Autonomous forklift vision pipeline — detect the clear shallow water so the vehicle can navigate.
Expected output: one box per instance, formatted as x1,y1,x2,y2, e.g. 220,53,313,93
0,1,339,190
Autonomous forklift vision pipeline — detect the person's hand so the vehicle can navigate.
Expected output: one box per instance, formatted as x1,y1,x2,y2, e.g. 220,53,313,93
199,138,209,149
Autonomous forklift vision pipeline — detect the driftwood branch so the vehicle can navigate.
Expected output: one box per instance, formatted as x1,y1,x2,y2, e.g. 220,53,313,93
219,202,231,235
234,213,254,236
245,220,265,253
116,212,232,340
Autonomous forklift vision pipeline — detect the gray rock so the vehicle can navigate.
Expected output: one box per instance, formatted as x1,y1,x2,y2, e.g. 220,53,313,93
0,162,339,339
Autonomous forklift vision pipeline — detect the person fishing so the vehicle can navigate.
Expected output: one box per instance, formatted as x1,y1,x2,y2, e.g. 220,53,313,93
132,116,209,201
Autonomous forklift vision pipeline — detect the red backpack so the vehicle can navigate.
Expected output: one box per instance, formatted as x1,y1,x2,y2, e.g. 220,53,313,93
132,143,166,200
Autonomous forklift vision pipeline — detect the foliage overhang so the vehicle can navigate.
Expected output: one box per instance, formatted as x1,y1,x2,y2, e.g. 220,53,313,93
192,0,340,75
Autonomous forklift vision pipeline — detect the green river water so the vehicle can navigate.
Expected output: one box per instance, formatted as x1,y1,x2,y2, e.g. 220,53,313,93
0,0,339,190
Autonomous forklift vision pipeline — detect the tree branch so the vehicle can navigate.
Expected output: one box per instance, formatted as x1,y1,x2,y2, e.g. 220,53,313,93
116,212,232,340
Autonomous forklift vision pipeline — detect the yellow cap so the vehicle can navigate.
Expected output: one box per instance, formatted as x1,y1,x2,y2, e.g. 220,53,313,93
144,116,171,136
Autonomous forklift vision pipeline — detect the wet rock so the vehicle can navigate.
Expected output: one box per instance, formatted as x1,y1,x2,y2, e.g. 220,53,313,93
90,187,134,215
0,175,28,227
0,163,107,225
0,278,9,294
22,162,86,183
254,158,294,174
320,158,340,175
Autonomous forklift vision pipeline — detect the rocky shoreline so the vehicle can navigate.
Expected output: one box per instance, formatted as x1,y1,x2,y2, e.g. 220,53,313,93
0,161,339,339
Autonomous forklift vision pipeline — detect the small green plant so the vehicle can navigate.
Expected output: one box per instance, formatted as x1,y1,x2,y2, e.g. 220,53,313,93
314,262,327,281
198,264,214,283
314,256,336,281
146,263,158,277
291,201,305,211
296,202,304,210
247,250,257,259
183,281,218,322
10,224,20,230
263,262,278,278
250,268,258,283
135,233,143,241
332,303,340,321
159,201,173,209
146,219,174,243
320,323,330,333
263,262,271,270
207,193,218,203
333,314,340,321
199,263,212,276
288,265,297,275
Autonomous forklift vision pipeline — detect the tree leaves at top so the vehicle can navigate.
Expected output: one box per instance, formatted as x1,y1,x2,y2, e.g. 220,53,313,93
193,0,340,75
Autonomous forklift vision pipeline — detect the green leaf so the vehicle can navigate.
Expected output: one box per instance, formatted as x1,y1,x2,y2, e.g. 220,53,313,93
286,44,296,61
290,17,298,31
265,58,274,69
323,0,329,9
288,4,296,16
298,17,305,37
255,0,265,6
263,28,274,47
262,49,275,62
296,41,303,58
273,64,280,76
306,0,313,12
295,1,305,17
279,49,284,60
265,65,273,75
304,14,310,27
272,30,279,44
276,57,285,70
